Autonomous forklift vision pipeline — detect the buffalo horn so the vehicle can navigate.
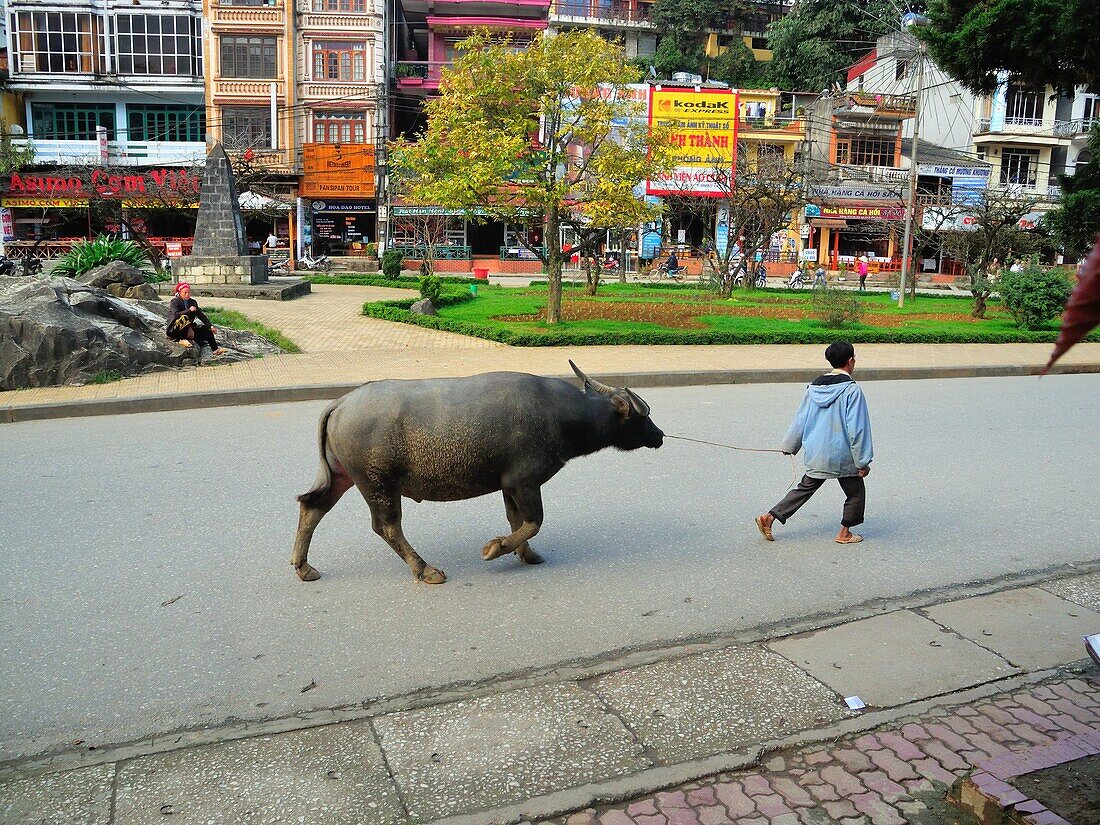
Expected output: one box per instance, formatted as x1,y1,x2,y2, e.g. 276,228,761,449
568,360,615,395
625,388,651,417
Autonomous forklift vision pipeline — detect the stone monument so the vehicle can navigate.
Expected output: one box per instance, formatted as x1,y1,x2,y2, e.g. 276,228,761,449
173,143,268,286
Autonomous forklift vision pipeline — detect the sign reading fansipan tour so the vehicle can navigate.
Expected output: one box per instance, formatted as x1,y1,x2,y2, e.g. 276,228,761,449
647,87,739,197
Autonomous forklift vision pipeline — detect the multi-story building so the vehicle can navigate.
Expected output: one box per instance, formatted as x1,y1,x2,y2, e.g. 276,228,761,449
203,0,299,249
295,0,383,254
548,0,657,62
387,0,551,270
973,77,1071,205
703,0,793,66
3,0,206,258
803,90,916,269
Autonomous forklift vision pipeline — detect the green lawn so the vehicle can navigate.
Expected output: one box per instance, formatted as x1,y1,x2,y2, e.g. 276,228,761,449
361,281,1084,346
206,308,301,353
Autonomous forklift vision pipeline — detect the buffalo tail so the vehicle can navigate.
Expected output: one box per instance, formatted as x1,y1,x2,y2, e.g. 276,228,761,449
297,398,342,505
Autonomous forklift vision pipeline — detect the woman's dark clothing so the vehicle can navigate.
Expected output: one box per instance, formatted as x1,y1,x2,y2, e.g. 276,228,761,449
166,296,221,350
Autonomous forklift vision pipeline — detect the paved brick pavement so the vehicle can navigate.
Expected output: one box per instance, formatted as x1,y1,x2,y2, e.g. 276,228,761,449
3,284,1100,411
542,676,1100,825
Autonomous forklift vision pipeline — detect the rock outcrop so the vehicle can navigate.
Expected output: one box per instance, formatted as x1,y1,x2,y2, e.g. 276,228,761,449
0,275,283,390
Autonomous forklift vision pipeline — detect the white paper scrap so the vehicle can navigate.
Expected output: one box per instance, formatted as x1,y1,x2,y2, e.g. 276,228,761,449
844,696,866,711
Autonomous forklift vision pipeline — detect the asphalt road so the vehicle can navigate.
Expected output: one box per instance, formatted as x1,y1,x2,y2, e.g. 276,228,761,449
1,375,1097,760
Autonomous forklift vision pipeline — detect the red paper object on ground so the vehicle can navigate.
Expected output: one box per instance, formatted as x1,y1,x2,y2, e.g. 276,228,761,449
1043,235,1100,373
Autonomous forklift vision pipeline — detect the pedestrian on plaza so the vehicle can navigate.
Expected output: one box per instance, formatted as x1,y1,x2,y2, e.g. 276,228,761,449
755,340,873,545
166,282,227,355
814,264,827,287
857,254,869,291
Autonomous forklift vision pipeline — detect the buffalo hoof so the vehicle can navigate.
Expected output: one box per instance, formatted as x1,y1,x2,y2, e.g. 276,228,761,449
418,566,447,585
296,563,321,582
482,538,513,561
516,547,545,565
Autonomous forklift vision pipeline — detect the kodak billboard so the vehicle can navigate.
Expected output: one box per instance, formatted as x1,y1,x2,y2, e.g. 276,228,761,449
647,87,739,197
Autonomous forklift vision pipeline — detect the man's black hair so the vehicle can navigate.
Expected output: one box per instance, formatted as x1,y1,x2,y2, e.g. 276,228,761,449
825,340,855,368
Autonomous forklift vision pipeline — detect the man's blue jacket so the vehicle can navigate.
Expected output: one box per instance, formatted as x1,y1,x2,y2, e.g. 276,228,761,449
780,373,874,479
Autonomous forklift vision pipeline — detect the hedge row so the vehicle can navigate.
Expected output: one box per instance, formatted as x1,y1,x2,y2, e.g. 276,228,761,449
308,274,477,288
361,300,1091,346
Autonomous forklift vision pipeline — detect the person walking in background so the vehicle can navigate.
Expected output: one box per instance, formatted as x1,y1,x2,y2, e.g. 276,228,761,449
857,255,869,291
756,341,874,545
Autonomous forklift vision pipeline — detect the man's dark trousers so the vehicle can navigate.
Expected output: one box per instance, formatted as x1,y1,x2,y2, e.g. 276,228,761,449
770,475,866,527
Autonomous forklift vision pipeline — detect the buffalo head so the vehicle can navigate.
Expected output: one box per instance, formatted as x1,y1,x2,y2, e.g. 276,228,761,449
569,360,664,450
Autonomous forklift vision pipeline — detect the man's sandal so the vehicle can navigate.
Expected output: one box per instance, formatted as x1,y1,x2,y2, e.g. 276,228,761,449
836,534,863,544
755,516,774,541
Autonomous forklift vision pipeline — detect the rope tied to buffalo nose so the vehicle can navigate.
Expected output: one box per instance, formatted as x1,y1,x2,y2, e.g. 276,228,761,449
665,434,799,488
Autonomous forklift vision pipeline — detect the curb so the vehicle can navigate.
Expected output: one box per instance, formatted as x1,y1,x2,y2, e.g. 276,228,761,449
4,361,1099,424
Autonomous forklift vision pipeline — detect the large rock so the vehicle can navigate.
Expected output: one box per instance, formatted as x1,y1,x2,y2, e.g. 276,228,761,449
80,260,146,289
409,298,438,316
0,275,283,390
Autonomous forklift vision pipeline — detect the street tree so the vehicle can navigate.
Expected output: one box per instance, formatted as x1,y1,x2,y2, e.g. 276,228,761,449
768,0,904,91
668,147,805,298
935,188,1045,318
1047,125,1100,260
390,30,674,323
392,210,454,277
922,0,1099,93
643,0,771,83
0,121,34,175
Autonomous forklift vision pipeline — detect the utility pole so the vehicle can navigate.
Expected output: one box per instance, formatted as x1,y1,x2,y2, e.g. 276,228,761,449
897,37,924,308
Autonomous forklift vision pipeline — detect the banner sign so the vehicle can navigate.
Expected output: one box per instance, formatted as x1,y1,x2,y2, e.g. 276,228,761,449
811,184,903,201
300,144,375,199
0,207,13,241
816,204,905,221
2,168,200,202
647,87,739,197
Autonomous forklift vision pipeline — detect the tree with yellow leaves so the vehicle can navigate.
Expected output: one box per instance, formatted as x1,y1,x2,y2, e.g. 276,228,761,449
390,30,674,323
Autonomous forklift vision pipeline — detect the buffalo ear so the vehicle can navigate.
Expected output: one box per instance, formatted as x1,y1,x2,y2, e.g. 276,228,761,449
610,393,631,417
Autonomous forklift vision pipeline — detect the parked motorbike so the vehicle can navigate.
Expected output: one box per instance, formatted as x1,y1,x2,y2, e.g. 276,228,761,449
0,256,17,276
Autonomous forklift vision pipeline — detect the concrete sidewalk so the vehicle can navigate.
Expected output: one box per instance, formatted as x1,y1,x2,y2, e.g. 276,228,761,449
3,568,1097,824
3,285,1100,422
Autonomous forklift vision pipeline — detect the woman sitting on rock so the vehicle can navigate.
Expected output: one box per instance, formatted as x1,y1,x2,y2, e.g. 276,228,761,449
166,282,226,355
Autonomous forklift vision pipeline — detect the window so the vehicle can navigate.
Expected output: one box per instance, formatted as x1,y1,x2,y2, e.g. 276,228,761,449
835,136,895,167
31,103,115,140
1006,84,1043,126
313,111,369,143
219,36,277,78
636,34,657,57
116,15,200,76
314,0,367,10
1083,96,1098,124
127,105,205,142
312,41,367,81
13,12,106,74
895,60,908,81
222,107,272,148
1001,148,1040,188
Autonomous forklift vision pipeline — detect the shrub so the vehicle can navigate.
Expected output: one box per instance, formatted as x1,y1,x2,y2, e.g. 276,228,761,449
995,263,1072,330
811,283,864,328
364,241,377,258
419,274,443,303
381,248,403,279
52,235,151,279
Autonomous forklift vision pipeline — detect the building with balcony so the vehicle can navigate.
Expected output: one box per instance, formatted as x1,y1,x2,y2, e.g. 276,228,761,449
803,90,915,269
295,0,383,254
387,0,551,269
548,1,657,61
3,0,207,257
704,0,794,64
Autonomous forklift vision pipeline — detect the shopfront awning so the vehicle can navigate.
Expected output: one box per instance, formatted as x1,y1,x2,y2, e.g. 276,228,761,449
810,219,848,229
239,192,291,211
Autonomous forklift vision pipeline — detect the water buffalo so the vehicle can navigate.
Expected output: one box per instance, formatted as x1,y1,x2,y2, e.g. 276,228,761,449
292,362,663,584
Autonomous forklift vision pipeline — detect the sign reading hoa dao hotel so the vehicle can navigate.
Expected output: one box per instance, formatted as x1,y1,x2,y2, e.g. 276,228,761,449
647,87,739,197
300,144,376,199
